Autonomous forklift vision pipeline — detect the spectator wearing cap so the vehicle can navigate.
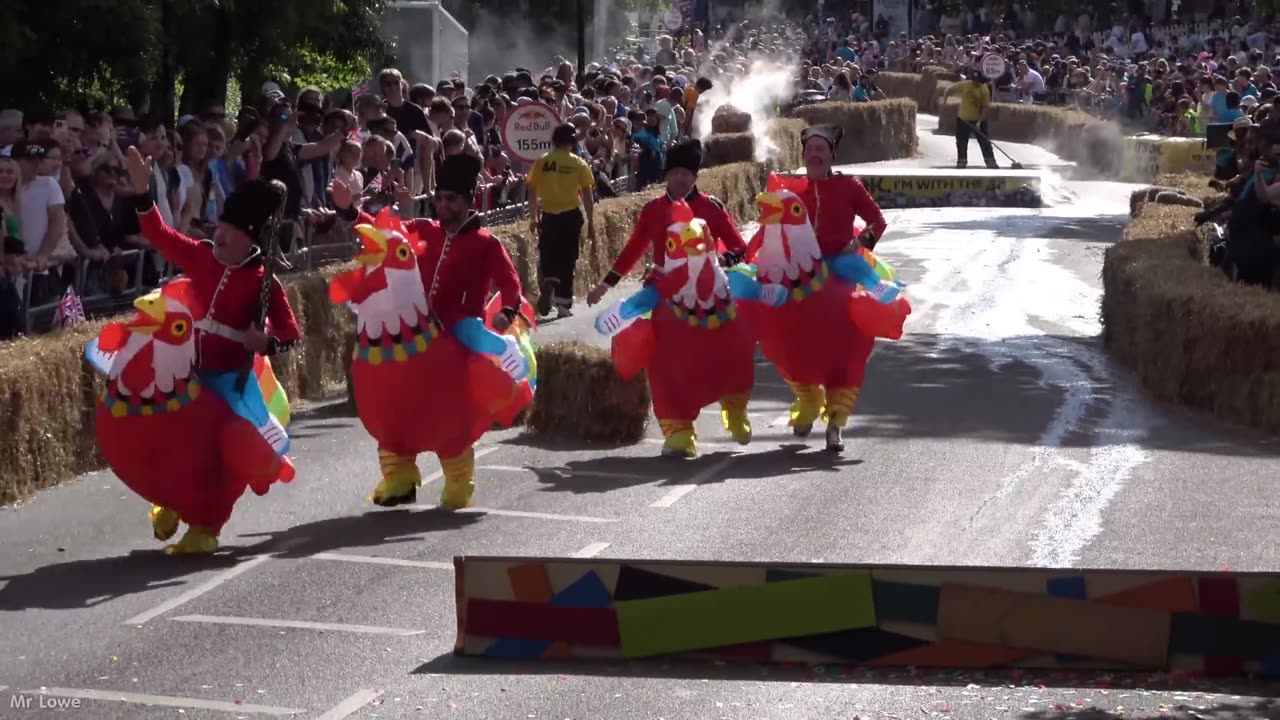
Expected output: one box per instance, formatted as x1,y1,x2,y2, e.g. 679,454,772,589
11,141,70,277
526,123,596,318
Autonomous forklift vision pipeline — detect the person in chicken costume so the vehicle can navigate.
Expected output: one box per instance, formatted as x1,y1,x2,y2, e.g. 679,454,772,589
328,153,535,509
88,280,295,554
731,158,912,452
111,148,301,552
592,202,755,457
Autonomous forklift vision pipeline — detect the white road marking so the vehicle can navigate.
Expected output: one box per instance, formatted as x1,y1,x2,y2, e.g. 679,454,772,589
421,446,498,485
170,615,425,636
650,456,738,508
755,381,791,390
570,542,610,558
310,552,453,570
314,689,384,720
18,687,304,715
457,507,618,523
123,555,271,626
478,464,529,473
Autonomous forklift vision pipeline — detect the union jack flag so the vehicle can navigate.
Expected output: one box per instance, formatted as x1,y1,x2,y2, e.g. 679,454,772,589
54,286,85,328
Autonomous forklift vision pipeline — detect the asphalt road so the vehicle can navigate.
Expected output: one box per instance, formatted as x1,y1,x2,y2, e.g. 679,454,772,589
2,117,1280,720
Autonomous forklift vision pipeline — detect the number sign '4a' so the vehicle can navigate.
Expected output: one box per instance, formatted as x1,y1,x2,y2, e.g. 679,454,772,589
502,103,562,165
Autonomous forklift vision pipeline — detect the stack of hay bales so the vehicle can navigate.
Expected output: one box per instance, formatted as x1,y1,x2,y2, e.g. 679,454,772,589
877,67,960,113
711,105,752,133
1102,173,1280,434
525,341,651,443
704,105,757,168
791,99,918,165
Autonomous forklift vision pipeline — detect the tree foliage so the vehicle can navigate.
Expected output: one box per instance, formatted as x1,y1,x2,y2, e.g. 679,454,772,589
1,0,391,120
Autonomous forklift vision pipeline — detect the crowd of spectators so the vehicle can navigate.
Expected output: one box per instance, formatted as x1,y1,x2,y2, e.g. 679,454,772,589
799,5,1280,139
0,15,796,339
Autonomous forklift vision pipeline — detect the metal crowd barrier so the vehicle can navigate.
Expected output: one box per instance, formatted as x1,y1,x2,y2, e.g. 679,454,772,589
22,248,149,332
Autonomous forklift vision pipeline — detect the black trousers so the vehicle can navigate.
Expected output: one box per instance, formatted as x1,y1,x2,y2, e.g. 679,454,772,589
956,118,998,168
538,208,584,308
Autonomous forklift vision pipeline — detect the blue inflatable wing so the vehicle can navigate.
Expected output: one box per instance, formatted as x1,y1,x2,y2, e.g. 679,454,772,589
451,317,530,381
829,253,902,304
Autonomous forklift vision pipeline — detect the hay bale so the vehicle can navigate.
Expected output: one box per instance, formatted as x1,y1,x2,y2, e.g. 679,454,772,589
790,99,918,165
525,340,650,443
1102,180,1280,435
0,320,107,505
768,118,806,171
711,106,752,134
703,132,755,168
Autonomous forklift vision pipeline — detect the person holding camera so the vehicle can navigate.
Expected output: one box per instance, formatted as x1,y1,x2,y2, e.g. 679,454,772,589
1222,121,1280,287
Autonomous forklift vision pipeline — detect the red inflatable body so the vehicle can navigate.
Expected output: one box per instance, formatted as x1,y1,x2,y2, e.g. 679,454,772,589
91,281,292,534
334,211,533,461
610,204,755,421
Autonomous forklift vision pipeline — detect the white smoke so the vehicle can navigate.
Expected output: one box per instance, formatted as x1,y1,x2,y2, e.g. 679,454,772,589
695,56,800,163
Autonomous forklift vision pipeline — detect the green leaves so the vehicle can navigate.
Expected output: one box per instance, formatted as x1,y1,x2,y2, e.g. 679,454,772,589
4,0,391,117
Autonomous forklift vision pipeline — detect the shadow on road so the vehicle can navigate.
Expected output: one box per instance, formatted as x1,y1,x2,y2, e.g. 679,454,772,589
0,509,479,611
0,550,243,611
895,212,1132,244
527,445,862,494
236,508,483,558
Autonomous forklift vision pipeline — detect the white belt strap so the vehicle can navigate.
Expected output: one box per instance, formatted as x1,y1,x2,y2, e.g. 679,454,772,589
197,318,246,343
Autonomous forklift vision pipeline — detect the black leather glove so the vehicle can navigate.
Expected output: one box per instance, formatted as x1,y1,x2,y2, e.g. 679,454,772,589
858,229,879,251
719,251,742,268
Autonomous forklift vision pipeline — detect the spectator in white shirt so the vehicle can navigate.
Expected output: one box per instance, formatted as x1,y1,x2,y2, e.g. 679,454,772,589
1016,60,1045,102
11,141,69,272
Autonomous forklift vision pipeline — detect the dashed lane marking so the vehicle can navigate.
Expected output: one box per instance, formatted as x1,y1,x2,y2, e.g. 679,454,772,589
314,689,384,720
421,447,499,485
650,455,738,508
310,552,453,570
18,687,304,715
482,465,661,482
123,554,271,626
410,506,619,523
570,542,610,558
170,615,425,636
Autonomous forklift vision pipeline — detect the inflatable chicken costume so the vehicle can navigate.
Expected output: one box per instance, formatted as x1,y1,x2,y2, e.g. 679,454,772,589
88,280,295,554
730,176,912,451
330,209,536,509
596,202,754,456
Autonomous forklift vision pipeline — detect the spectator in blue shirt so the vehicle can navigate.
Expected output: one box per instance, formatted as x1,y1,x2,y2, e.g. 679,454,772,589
1234,68,1260,99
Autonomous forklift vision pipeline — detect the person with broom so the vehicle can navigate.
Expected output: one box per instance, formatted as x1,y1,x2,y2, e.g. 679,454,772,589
120,145,301,552
950,67,1000,169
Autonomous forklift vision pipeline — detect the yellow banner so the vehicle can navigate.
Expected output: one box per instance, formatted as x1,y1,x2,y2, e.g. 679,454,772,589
1120,135,1215,182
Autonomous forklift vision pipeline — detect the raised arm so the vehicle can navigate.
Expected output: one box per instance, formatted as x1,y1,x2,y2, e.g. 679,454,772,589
125,147,207,271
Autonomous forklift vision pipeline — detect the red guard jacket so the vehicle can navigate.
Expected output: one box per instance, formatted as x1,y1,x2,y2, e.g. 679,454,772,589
603,189,746,286
135,200,300,372
801,173,887,257
356,209,523,328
